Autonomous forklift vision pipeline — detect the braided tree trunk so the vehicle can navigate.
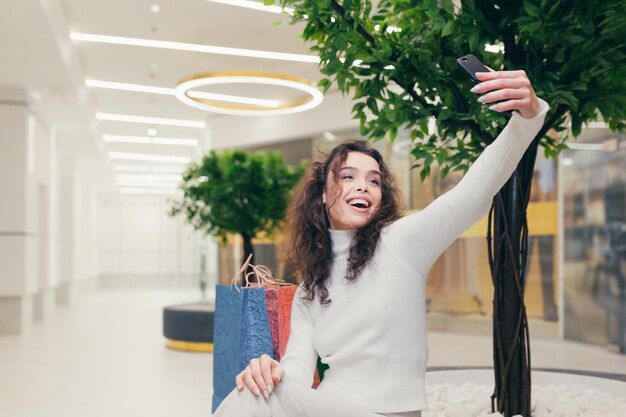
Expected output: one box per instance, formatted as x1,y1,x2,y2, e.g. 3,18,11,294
487,137,541,417
241,233,256,283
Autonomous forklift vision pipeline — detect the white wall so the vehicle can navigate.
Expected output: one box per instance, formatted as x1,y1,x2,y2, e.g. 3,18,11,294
97,196,213,288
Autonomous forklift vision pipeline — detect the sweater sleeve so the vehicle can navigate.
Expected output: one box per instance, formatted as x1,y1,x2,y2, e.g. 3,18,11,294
279,285,318,387
385,99,550,276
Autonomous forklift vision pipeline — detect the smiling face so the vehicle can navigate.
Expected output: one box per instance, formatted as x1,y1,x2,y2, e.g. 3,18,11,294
323,151,383,230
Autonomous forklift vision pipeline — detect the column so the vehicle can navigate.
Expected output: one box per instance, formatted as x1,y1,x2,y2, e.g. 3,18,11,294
0,90,45,334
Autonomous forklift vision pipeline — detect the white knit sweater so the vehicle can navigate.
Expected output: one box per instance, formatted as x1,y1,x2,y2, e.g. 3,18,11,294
280,99,550,413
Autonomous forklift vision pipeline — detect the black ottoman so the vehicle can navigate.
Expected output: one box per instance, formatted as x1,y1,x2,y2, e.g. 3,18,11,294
163,302,215,352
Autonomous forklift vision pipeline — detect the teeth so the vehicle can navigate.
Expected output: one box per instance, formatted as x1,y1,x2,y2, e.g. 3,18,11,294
349,198,369,208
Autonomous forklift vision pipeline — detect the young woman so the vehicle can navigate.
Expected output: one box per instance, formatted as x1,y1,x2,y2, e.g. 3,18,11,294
214,69,549,417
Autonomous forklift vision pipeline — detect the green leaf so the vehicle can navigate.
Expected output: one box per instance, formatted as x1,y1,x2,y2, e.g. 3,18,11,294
568,35,587,44
524,2,541,17
442,20,454,37
441,0,454,15
554,48,565,63
317,78,332,93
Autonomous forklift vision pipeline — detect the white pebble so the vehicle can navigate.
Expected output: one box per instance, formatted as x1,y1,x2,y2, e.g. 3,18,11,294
422,383,626,417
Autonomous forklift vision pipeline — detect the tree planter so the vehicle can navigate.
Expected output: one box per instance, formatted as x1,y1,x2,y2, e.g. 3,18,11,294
425,369,626,417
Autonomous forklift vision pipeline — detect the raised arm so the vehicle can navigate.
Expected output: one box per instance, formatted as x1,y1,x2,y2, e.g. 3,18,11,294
385,70,549,275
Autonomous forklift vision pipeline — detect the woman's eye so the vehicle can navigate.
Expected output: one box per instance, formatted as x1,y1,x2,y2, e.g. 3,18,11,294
341,175,353,180
369,179,380,186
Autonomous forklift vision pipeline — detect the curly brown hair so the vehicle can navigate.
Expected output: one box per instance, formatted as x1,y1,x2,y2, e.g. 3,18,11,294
283,140,402,306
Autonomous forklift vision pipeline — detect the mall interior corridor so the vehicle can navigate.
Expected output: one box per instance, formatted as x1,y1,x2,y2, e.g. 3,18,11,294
1,0,625,416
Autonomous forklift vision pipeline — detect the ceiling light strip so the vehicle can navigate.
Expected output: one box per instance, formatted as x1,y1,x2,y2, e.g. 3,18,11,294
120,186,178,195
86,79,173,95
108,151,191,163
151,137,198,146
204,0,294,14
113,164,150,172
70,32,319,63
187,90,278,108
86,79,277,107
103,134,198,146
151,165,187,173
103,135,150,144
116,174,182,181
116,180,179,188
112,164,187,173
566,143,605,151
96,112,206,128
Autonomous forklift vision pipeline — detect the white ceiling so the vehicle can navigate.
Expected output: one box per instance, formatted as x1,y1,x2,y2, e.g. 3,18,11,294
0,0,359,196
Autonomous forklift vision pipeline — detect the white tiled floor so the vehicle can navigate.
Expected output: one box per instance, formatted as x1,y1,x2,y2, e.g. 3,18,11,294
0,287,624,417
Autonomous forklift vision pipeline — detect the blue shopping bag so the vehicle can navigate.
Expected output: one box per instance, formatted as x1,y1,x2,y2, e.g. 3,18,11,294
238,286,275,372
211,285,274,413
211,285,242,413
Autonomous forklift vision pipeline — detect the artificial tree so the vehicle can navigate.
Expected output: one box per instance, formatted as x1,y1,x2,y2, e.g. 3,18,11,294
170,150,305,280
271,0,626,415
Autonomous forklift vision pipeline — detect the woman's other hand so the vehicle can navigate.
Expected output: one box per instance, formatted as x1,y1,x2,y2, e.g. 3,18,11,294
471,70,542,119
235,354,285,399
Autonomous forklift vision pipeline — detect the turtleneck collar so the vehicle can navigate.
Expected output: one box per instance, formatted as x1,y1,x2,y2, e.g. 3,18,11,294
329,229,355,257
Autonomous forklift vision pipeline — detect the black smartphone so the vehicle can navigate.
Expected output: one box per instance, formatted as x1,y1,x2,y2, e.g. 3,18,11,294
456,54,489,83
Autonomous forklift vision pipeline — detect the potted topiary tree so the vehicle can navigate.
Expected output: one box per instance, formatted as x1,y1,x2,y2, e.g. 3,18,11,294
170,149,305,282
270,1,626,416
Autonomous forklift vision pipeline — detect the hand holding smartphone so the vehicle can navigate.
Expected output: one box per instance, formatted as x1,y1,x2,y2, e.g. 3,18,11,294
455,54,542,118
456,54,490,83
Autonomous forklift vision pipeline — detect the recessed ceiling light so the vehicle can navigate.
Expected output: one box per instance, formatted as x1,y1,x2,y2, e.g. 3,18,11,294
96,112,206,128
323,131,336,141
71,32,319,63
204,0,294,15
147,128,158,136
108,151,191,163
150,4,160,13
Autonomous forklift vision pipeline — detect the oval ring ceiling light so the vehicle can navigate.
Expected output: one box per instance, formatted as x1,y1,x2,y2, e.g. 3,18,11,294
175,71,324,116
